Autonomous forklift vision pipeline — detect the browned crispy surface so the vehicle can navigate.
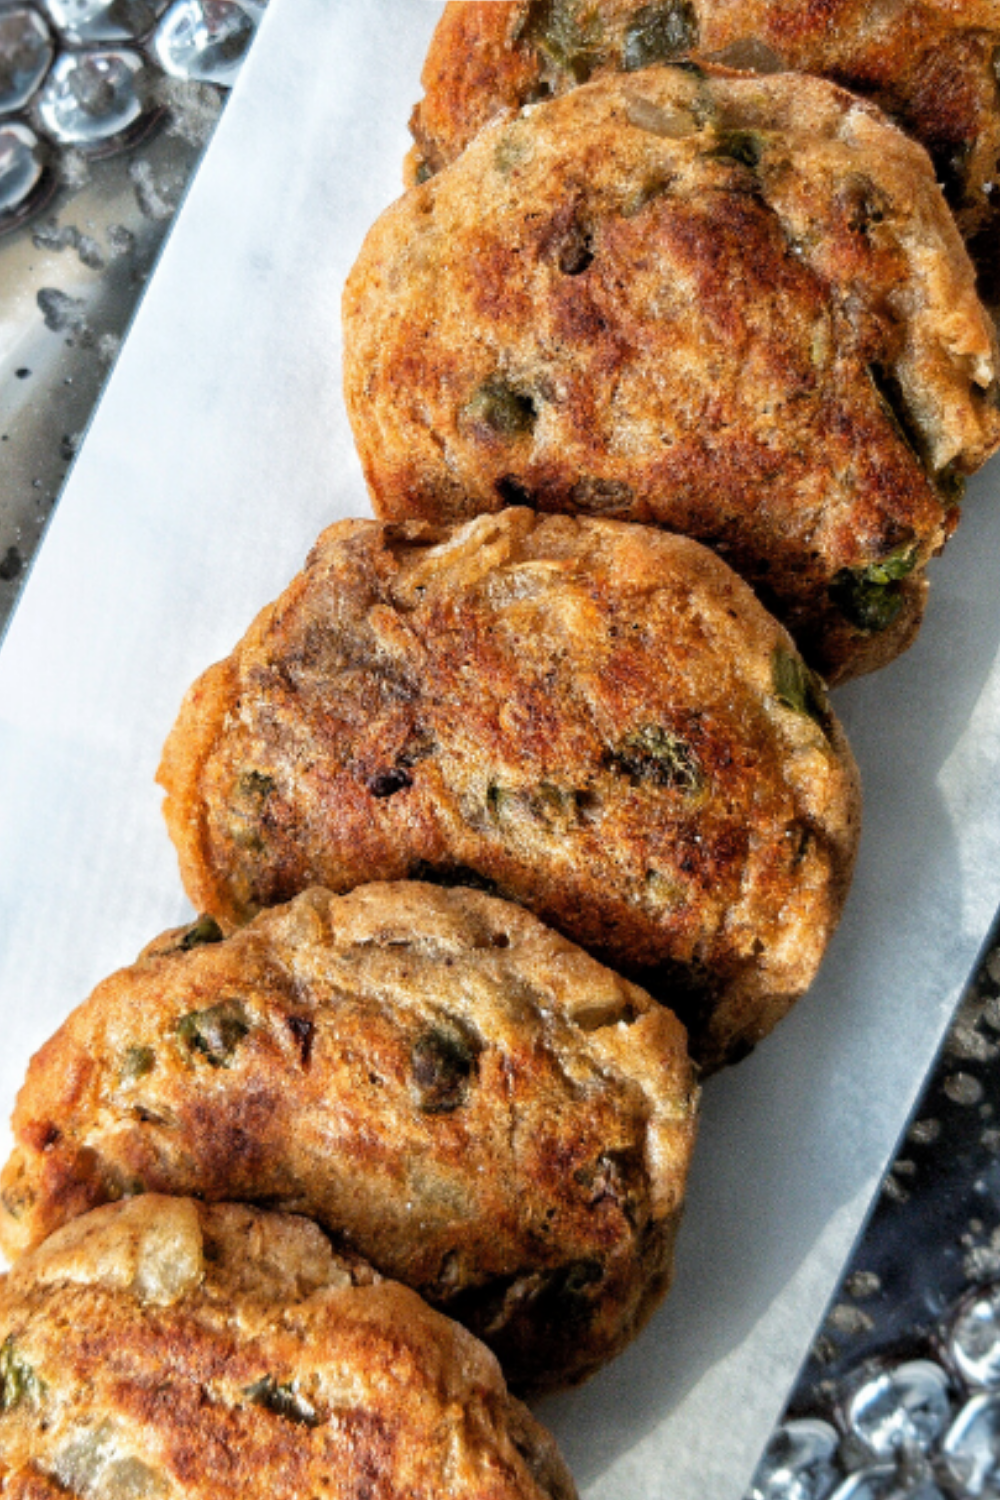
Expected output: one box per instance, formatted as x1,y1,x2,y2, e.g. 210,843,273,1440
0,883,698,1394
156,510,861,1072
408,1,1000,271
347,64,1000,681
0,1198,577,1499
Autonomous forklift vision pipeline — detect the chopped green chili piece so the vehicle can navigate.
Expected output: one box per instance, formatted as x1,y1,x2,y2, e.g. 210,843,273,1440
237,770,275,799
571,476,635,509
411,1026,477,1114
464,379,538,438
176,999,250,1068
859,549,919,586
527,782,581,826
709,130,764,169
494,127,533,175
623,173,675,216
608,725,702,792
120,1046,156,1085
487,782,585,829
177,914,224,951
0,1337,40,1412
486,783,509,821
829,548,919,634
771,647,829,726
936,464,966,508
525,0,605,81
622,2,698,70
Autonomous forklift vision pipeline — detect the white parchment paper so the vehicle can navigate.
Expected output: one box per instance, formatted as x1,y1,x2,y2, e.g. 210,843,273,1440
2,2,1000,1495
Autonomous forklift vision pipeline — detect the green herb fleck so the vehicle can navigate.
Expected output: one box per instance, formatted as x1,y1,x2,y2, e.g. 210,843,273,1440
411,1026,477,1114
531,782,583,826
0,1185,33,1224
176,999,250,1068
608,725,702,792
771,647,830,726
571,476,635,509
0,1338,40,1413
245,1375,319,1427
521,0,605,82
829,548,919,634
238,770,275,799
623,173,674,217
622,2,698,70
487,782,585,829
487,784,509,821
119,1046,156,1085
936,463,966,509
495,126,533,175
464,379,538,438
858,549,919,586
177,914,224,951
230,771,276,851
709,130,764,169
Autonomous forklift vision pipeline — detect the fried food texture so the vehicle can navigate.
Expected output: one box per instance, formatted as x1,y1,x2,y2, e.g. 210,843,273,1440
156,510,861,1071
0,1196,578,1499
346,65,1000,681
0,883,698,1393
407,1,1000,271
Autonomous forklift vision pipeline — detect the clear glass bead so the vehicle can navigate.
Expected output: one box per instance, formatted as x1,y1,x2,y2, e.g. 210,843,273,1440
35,47,148,146
952,1284,1000,1390
0,118,43,213
941,1393,1000,1497
748,1418,841,1500
828,1465,946,1500
151,0,258,86
846,1362,952,1459
0,8,53,114
42,0,169,46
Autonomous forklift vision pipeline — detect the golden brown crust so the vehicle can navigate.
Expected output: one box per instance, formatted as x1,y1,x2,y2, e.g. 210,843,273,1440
0,1197,577,1500
408,1,1000,260
156,510,861,1071
349,64,1000,682
0,883,698,1393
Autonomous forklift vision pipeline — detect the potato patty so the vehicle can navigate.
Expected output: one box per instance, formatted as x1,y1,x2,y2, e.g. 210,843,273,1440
0,1197,577,1499
345,64,1000,681
407,0,1000,280
156,509,860,1071
0,883,698,1393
